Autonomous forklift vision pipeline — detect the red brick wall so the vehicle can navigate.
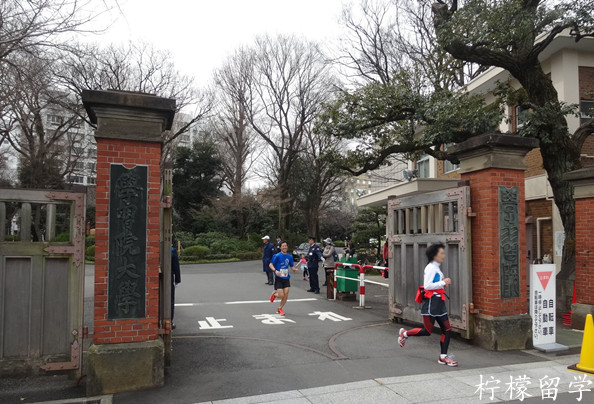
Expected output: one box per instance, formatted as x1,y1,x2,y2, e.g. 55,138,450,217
94,138,162,344
436,159,462,179
526,199,553,260
462,168,528,316
525,149,546,177
579,66,594,99
575,197,594,305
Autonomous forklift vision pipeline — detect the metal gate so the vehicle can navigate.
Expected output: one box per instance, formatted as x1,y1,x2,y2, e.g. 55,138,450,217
387,186,472,338
0,189,85,375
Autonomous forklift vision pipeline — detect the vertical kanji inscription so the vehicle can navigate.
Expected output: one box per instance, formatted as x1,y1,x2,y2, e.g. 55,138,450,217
108,164,147,319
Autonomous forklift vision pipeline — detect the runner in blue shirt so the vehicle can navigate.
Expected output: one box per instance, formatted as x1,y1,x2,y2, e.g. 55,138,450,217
269,241,298,316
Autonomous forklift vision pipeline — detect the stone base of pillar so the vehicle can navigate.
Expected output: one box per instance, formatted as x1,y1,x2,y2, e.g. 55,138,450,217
571,303,594,330
472,313,532,351
86,339,164,396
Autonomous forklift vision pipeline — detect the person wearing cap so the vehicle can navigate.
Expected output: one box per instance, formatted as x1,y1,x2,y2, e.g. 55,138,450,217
322,238,336,298
275,235,282,253
262,235,275,285
306,236,323,294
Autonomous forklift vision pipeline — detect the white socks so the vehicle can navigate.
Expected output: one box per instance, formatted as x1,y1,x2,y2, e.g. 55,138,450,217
440,354,447,359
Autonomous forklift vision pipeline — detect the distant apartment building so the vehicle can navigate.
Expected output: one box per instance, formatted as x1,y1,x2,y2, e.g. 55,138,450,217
42,108,97,187
358,31,594,271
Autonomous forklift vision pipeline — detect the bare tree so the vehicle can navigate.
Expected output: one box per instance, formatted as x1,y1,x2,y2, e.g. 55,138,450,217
56,41,213,159
241,34,333,233
294,129,347,238
336,0,402,85
0,0,114,149
212,49,258,199
336,0,485,90
0,0,110,63
1,55,86,189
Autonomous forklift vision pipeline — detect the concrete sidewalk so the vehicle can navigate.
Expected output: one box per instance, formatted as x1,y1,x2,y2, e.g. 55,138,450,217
195,354,592,404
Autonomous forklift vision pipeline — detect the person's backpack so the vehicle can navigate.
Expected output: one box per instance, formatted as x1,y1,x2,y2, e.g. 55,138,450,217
333,249,338,262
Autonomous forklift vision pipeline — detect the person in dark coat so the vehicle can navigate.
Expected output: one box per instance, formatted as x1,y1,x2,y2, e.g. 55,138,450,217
262,235,275,285
171,246,181,329
275,235,282,253
306,236,323,294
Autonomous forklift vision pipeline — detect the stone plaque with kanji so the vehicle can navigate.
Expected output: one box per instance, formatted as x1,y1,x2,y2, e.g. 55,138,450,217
108,164,147,319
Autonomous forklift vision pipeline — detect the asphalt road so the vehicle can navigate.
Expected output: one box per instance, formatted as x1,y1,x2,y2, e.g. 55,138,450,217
114,261,544,404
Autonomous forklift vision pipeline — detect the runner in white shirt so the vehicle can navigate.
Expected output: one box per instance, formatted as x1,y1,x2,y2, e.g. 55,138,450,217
397,243,458,367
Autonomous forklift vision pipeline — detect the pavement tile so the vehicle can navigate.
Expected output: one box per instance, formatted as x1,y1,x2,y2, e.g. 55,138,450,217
210,390,304,404
297,379,379,396
374,373,446,385
385,378,476,402
306,386,407,404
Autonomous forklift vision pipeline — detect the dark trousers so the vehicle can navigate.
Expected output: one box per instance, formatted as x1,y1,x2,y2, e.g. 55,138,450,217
266,271,274,284
308,264,319,291
325,269,334,299
171,281,175,321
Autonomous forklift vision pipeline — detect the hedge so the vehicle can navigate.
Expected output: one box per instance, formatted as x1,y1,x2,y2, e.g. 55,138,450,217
234,251,261,260
180,245,210,260
85,245,95,262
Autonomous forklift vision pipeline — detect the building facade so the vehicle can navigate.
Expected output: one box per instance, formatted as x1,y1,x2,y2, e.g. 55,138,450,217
358,31,594,274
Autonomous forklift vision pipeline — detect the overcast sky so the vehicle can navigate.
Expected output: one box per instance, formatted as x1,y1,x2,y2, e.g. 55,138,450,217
96,0,348,86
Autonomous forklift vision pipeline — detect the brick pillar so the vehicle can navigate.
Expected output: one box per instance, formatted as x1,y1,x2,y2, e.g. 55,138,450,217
564,167,594,329
450,133,538,350
82,90,175,394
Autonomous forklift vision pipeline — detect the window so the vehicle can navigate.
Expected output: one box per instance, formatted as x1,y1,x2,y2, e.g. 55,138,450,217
47,114,63,126
87,149,97,158
515,105,530,129
580,100,594,125
74,161,85,170
86,162,96,171
417,154,430,178
68,175,84,184
87,177,96,185
443,143,460,173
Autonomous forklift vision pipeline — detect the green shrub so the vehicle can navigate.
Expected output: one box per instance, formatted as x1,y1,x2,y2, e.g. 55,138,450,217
85,245,95,261
193,232,228,248
4,235,19,241
205,253,234,260
85,235,95,248
235,251,261,260
55,232,70,242
334,240,345,247
180,245,210,260
175,231,196,248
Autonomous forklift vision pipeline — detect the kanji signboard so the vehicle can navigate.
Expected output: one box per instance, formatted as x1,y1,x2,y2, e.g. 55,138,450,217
530,264,556,347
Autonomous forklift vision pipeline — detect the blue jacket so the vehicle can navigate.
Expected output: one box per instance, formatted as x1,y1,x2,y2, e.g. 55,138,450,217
171,247,181,284
262,242,275,264
307,243,322,266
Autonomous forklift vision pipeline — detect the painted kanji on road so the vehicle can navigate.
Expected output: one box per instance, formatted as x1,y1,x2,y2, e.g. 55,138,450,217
198,317,233,329
308,311,352,322
252,314,296,325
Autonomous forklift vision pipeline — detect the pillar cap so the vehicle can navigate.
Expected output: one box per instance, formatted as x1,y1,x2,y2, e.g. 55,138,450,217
449,132,539,174
564,167,594,199
82,89,176,143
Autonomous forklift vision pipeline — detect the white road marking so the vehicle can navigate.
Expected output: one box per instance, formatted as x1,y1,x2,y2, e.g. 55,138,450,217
252,314,296,325
198,317,233,329
176,298,317,307
308,311,352,322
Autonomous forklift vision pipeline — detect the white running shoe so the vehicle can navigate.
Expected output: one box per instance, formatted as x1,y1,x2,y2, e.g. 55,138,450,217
438,354,458,367
398,328,408,347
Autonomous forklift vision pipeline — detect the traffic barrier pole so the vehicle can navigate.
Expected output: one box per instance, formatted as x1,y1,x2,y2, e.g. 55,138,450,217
359,264,365,308
333,263,338,300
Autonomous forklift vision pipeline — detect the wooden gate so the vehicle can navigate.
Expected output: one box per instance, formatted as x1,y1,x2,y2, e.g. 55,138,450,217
387,186,473,338
0,189,85,375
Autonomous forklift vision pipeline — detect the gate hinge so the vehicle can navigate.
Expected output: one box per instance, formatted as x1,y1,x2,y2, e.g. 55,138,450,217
466,207,477,217
160,195,172,209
